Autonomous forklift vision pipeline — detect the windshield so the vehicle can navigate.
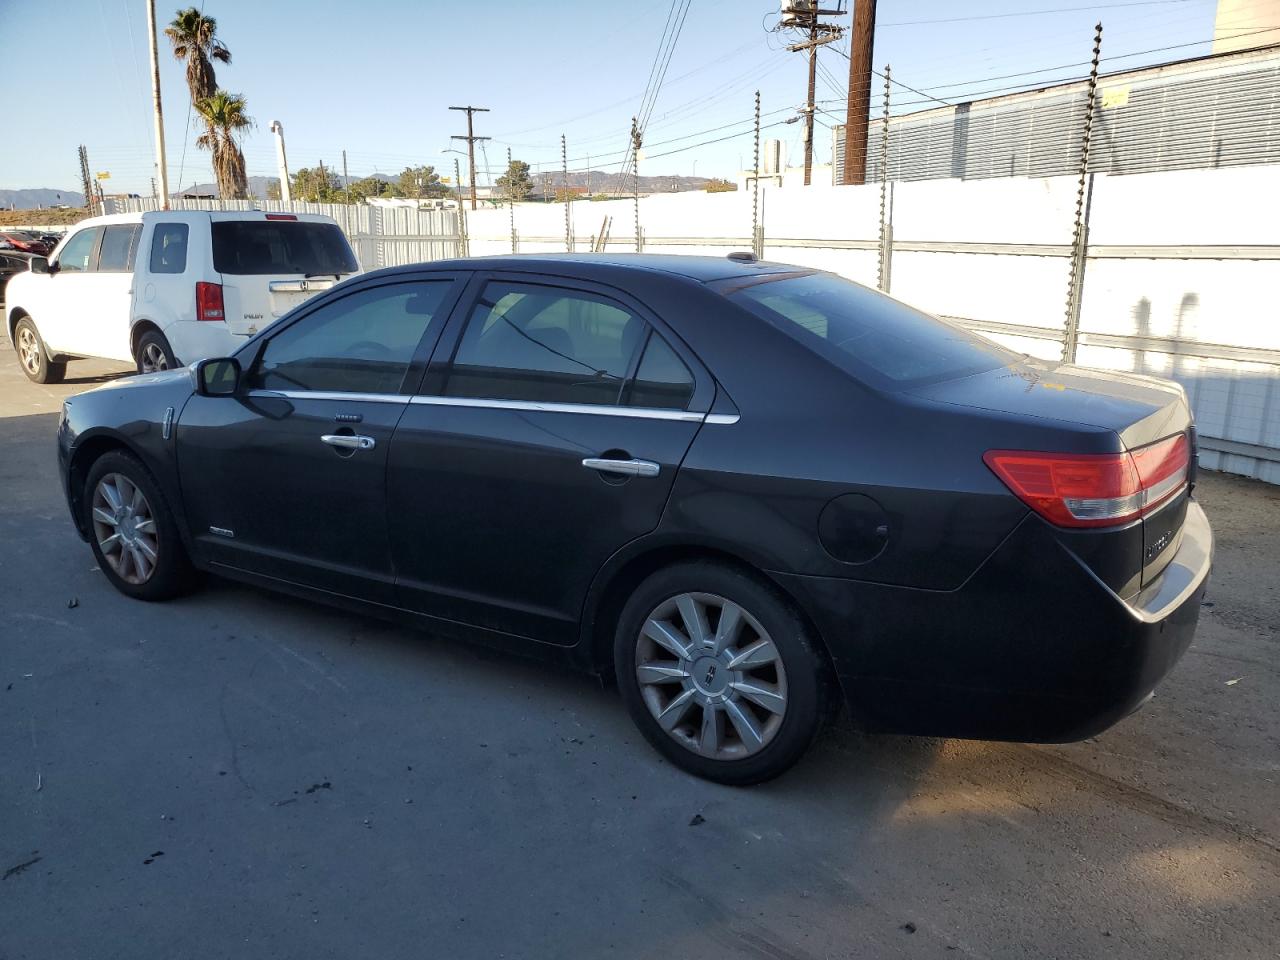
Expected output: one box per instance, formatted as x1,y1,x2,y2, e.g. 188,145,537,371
724,272,1015,390
211,220,358,276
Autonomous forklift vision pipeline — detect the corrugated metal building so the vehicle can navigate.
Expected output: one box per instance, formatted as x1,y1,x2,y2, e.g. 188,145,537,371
832,44,1280,183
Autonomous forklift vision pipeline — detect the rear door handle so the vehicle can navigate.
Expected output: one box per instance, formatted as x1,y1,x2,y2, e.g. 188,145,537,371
321,434,376,451
582,457,660,478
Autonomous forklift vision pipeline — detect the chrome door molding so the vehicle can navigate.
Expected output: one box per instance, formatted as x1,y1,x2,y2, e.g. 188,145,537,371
407,394,738,424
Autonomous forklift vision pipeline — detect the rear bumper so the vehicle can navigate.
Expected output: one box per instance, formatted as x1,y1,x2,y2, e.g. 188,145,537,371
772,500,1213,742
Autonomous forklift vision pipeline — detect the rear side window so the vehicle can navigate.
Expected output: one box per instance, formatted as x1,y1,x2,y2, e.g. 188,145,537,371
727,272,1015,389
56,228,100,273
248,281,451,395
211,220,358,276
149,223,189,274
444,281,648,406
98,224,142,272
626,333,694,410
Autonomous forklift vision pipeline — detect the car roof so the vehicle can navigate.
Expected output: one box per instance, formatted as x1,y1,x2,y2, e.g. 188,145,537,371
380,252,804,285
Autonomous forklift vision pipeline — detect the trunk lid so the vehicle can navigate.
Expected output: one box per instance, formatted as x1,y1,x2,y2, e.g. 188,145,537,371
912,358,1196,593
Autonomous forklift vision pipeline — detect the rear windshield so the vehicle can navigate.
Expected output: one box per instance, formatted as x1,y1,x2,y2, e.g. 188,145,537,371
211,220,358,276
725,272,1014,389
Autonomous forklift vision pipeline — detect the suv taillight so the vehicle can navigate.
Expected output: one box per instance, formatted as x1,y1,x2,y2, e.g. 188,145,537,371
196,281,225,321
984,434,1190,529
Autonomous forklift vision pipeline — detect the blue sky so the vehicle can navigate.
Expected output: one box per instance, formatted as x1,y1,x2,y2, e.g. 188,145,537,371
0,0,1232,194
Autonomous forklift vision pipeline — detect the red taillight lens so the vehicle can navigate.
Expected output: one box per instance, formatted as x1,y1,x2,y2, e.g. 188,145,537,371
984,434,1189,529
264,213,297,221
195,281,225,321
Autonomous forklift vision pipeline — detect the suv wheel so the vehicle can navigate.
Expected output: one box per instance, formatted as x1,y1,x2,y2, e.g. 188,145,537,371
84,450,193,600
614,561,830,784
135,330,177,374
13,317,66,384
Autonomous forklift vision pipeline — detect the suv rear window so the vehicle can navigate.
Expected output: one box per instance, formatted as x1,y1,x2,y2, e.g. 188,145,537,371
211,220,358,276
725,272,1014,389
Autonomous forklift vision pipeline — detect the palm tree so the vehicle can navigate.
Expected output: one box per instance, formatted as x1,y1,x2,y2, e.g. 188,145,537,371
165,7,231,104
195,91,253,199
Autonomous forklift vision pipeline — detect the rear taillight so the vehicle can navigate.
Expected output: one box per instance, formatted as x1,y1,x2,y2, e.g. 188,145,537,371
195,281,225,321
984,434,1190,529
264,213,297,221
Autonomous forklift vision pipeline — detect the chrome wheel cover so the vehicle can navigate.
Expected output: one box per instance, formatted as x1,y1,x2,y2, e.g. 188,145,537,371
636,592,788,760
91,473,159,585
139,341,169,373
17,326,41,375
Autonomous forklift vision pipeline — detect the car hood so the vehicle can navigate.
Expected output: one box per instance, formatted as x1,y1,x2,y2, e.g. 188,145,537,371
908,357,1191,450
80,367,195,397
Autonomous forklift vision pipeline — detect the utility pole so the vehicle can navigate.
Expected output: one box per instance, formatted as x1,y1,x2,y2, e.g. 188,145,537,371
843,0,877,185
507,146,516,254
782,4,844,186
144,0,170,209
342,149,350,204
449,105,490,210
562,134,572,251
318,159,326,202
270,121,291,202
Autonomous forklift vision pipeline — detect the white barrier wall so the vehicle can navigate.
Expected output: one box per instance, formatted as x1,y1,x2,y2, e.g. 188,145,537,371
469,166,1279,481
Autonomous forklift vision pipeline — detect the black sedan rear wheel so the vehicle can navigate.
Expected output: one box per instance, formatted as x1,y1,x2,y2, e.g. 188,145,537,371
615,561,829,784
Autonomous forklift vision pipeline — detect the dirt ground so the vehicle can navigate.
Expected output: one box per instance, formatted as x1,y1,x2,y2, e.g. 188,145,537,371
1,346,1277,959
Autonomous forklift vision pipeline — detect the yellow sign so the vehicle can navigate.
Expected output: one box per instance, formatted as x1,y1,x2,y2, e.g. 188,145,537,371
1101,86,1130,109
95,171,111,179
441,176,452,183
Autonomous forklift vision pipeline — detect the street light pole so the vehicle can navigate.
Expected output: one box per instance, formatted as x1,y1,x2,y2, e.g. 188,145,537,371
145,0,170,209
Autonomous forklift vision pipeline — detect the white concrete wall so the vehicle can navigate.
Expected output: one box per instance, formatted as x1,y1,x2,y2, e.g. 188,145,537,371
465,167,1280,482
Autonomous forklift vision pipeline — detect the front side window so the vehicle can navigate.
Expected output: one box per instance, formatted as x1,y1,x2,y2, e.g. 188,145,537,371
248,281,451,395
211,220,358,276
98,224,142,272
444,281,648,406
726,272,1016,389
149,223,189,274
56,228,100,273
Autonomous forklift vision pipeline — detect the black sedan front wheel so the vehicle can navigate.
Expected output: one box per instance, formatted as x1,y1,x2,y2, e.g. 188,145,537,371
615,561,829,784
84,450,192,600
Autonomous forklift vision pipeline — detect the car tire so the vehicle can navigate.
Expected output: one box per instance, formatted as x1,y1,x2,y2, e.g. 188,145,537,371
134,329,178,374
83,450,194,601
13,316,65,384
614,560,830,785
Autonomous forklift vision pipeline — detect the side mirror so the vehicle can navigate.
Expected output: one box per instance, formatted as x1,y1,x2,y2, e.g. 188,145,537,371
195,357,241,396
29,256,49,274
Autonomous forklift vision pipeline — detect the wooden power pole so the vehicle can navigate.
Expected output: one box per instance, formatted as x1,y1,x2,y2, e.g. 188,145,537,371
450,105,490,210
144,0,170,209
783,4,844,186
843,0,877,185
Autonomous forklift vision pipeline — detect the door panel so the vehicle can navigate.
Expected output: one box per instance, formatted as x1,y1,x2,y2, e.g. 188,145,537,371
80,223,141,362
38,226,101,353
388,402,701,642
177,392,407,602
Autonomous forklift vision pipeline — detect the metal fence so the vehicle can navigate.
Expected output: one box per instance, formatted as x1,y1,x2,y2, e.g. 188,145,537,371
100,196,463,268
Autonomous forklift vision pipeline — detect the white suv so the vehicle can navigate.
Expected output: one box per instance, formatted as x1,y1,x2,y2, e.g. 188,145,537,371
6,210,360,383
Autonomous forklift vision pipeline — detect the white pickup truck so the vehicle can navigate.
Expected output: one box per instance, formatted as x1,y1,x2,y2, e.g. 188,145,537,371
6,210,360,383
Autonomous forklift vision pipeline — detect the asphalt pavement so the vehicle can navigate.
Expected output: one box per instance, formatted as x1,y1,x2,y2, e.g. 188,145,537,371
2,339,1277,959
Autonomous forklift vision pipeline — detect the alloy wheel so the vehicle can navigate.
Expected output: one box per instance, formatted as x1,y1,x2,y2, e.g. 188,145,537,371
140,342,169,373
17,326,41,376
91,473,159,585
635,592,788,760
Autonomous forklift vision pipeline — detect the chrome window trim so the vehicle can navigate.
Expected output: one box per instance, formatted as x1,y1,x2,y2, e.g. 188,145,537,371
407,394,738,424
246,389,409,404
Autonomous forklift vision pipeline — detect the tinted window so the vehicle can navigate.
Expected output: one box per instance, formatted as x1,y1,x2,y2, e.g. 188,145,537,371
727,272,1015,388
212,220,358,276
149,223,189,274
248,281,450,394
56,228,100,273
98,224,141,272
627,333,694,409
445,282,647,406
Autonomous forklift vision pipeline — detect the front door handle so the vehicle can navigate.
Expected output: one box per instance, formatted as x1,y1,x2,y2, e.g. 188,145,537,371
321,434,376,451
582,457,660,478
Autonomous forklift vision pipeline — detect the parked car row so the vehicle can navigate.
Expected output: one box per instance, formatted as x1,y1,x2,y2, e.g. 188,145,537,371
53,251,1212,783
5,211,359,381
0,230,60,256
